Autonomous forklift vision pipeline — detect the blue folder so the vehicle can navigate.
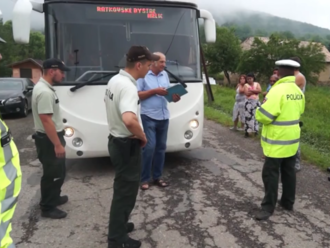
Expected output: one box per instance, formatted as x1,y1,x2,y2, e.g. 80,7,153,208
164,84,188,102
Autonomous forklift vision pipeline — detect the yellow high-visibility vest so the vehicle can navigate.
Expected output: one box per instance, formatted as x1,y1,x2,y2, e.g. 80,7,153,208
255,76,305,158
0,119,22,248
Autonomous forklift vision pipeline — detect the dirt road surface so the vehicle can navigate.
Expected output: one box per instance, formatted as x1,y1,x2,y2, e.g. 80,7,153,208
3,114,330,248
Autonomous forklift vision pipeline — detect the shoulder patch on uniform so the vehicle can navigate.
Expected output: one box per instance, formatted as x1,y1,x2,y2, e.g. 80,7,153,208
138,100,140,105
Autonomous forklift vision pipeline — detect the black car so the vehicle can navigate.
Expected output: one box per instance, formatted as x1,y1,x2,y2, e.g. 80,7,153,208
0,78,34,117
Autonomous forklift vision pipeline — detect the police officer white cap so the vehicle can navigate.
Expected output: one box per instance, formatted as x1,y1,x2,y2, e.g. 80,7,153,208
275,59,300,68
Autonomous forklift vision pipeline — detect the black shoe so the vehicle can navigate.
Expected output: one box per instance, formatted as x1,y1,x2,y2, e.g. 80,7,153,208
41,208,67,219
277,199,293,211
254,210,272,221
327,167,330,173
57,195,69,206
108,237,141,248
126,222,134,233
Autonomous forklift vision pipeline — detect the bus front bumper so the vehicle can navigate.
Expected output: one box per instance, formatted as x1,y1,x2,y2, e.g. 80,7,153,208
63,118,203,159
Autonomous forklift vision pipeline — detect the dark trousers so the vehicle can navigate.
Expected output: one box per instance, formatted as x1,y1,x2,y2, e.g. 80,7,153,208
108,135,142,243
33,131,66,211
140,114,169,183
261,156,296,213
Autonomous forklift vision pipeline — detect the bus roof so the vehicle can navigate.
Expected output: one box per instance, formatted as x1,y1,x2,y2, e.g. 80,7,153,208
43,0,198,8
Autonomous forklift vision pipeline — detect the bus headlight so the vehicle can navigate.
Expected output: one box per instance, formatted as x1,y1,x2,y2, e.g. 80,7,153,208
190,119,199,129
64,127,74,137
184,130,193,140
72,137,83,147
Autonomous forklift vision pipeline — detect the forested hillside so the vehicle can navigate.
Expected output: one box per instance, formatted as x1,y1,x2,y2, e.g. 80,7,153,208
210,10,330,48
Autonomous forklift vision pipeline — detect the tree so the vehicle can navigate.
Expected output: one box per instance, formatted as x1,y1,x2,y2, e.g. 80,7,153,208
203,26,242,84
276,31,295,39
0,20,45,77
237,34,326,84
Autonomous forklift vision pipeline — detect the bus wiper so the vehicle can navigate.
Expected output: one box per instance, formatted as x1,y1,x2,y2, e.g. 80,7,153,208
164,67,187,88
70,72,118,92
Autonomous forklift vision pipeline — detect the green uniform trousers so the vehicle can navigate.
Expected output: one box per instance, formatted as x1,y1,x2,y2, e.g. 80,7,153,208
107,135,141,243
261,155,296,213
33,131,66,211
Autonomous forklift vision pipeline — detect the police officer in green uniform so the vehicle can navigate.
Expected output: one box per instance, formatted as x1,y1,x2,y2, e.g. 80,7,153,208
31,58,70,219
105,46,160,248
254,59,305,221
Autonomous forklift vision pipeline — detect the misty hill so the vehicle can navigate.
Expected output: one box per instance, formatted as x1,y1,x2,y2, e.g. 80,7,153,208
212,10,330,40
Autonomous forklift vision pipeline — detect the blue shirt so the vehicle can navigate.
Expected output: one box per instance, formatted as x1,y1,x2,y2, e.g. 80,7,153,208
266,84,272,92
137,70,170,120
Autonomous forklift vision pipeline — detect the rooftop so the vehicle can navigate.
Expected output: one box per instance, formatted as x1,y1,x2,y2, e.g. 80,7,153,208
8,58,43,68
241,37,330,62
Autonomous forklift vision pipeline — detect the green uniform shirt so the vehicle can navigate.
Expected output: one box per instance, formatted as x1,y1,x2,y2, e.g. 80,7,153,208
104,69,141,137
31,78,64,133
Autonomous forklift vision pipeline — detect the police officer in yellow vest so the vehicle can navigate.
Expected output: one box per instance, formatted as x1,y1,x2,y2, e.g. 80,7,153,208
254,59,305,221
0,119,22,248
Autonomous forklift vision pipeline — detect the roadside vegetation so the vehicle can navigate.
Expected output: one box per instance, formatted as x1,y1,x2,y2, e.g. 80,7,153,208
204,85,330,170
200,23,330,170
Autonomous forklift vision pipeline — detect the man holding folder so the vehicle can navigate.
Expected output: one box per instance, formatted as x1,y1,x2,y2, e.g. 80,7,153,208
137,52,180,190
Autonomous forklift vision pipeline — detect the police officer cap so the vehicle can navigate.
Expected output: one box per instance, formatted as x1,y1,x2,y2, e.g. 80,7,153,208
126,46,160,62
43,58,70,71
275,59,300,68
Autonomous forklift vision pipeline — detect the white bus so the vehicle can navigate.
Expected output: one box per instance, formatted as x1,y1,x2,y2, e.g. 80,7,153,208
12,0,216,159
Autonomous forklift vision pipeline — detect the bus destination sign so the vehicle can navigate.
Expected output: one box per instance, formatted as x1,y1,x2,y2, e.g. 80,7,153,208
96,6,163,19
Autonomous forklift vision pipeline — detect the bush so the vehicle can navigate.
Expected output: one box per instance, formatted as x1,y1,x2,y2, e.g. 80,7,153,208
209,72,224,81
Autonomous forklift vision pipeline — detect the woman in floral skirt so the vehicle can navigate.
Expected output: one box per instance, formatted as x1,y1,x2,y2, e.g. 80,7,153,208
243,73,262,137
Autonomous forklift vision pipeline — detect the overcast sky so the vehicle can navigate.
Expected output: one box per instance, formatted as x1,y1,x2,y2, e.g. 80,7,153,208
0,0,329,30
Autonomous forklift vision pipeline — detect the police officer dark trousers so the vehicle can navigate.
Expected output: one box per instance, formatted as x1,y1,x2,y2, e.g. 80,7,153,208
31,58,71,219
261,156,296,214
254,59,305,221
104,46,160,248
33,131,66,210
108,136,141,242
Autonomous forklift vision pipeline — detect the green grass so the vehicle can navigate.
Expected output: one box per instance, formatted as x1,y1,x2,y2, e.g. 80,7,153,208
204,84,330,170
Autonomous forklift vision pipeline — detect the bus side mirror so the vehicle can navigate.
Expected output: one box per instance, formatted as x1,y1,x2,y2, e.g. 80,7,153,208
199,9,216,43
12,0,33,44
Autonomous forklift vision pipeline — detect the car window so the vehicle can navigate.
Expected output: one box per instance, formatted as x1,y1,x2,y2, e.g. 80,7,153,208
0,79,23,90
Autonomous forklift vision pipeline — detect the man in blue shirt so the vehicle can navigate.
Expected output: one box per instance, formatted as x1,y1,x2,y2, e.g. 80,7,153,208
262,74,278,103
137,52,180,190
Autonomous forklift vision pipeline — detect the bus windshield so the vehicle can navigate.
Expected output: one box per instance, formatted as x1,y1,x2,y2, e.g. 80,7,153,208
0,79,23,90
45,3,201,84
